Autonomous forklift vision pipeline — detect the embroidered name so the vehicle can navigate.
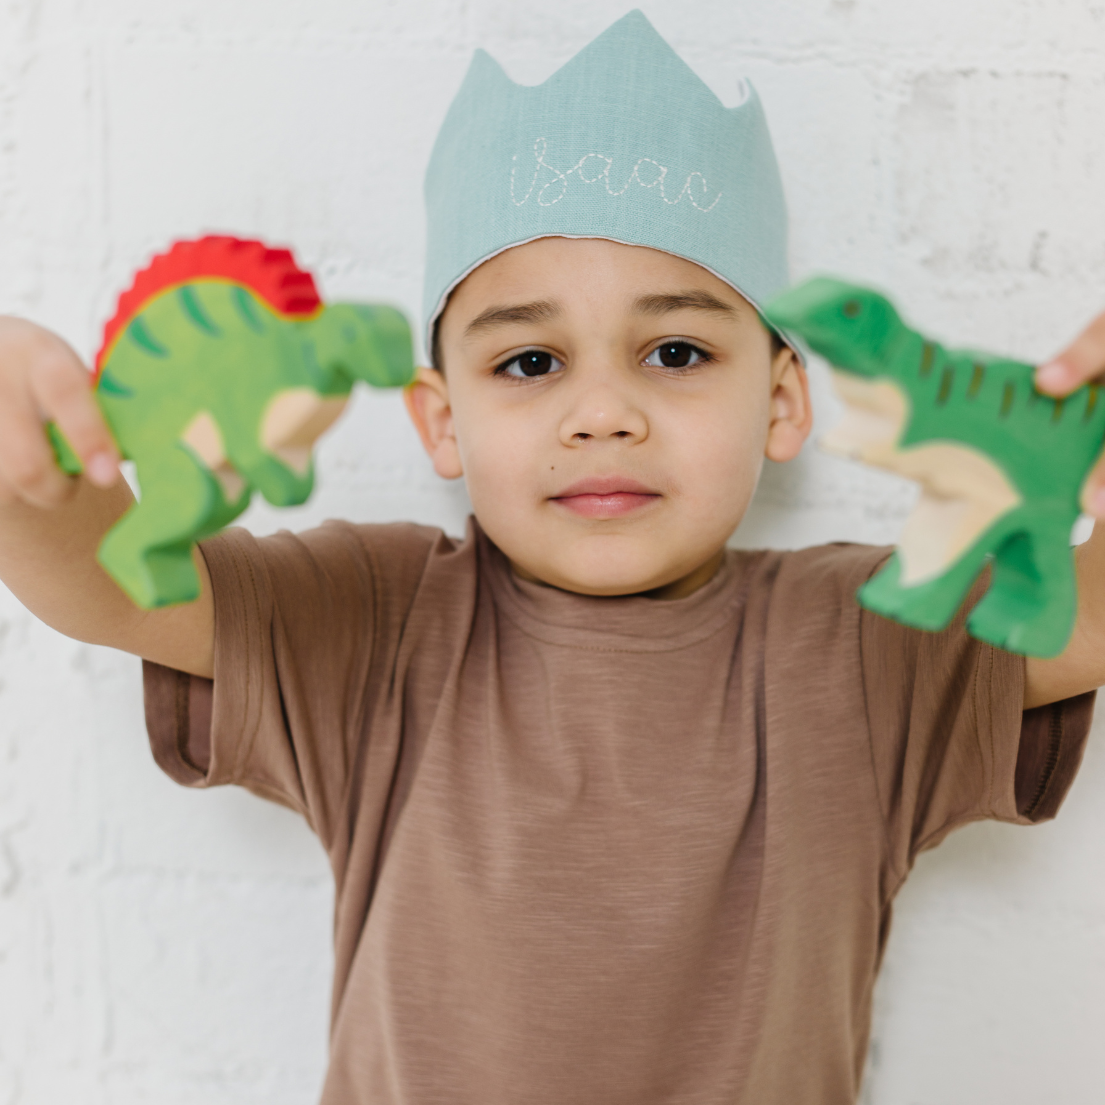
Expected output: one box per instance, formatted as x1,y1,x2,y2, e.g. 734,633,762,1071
510,137,722,212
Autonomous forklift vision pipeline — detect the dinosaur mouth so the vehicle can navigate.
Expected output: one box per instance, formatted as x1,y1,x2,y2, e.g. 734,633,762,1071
822,370,1023,586
820,372,908,461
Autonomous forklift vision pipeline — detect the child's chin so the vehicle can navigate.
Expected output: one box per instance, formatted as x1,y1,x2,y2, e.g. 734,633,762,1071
527,546,694,597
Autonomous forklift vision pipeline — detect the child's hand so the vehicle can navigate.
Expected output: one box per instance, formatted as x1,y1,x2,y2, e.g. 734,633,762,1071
0,317,120,508
0,317,211,677
1036,310,1105,518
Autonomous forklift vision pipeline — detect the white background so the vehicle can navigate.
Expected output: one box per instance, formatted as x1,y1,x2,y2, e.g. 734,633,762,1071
1,1,1104,1101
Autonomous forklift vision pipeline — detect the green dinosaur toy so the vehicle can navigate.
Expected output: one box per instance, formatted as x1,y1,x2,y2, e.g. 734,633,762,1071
763,276,1105,659
51,236,415,609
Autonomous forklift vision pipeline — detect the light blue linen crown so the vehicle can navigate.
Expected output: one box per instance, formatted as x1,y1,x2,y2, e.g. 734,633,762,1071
422,10,792,353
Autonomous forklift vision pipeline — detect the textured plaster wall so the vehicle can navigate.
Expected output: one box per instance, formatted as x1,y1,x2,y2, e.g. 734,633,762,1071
0,1,1104,1101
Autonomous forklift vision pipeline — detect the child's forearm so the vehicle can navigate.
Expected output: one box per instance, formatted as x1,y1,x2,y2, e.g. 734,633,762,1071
0,477,215,677
0,476,138,639
1025,310,1105,708
1024,522,1105,709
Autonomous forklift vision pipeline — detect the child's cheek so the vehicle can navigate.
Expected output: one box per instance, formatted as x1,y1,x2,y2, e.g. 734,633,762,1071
675,391,769,509
457,406,541,522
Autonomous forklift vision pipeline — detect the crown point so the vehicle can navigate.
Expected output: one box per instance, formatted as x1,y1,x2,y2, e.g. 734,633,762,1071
468,47,511,84
423,9,792,343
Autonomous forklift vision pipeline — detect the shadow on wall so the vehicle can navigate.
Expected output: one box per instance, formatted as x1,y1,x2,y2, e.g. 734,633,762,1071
861,707,1105,1103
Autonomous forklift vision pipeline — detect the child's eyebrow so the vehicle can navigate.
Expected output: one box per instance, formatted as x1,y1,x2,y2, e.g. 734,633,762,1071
632,291,738,318
464,300,562,336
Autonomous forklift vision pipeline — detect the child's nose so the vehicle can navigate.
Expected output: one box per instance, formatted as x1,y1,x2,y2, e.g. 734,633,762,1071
558,380,649,446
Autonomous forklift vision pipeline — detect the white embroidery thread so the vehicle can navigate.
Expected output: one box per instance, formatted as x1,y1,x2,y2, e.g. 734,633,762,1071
510,138,722,212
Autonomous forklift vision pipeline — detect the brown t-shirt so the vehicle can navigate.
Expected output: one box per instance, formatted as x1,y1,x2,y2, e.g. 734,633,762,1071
143,518,1094,1105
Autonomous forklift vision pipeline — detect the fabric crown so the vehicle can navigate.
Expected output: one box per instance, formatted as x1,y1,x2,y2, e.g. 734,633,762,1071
422,9,792,356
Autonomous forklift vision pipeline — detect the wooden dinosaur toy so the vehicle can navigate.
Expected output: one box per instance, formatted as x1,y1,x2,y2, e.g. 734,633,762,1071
51,235,415,609
763,276,1105,659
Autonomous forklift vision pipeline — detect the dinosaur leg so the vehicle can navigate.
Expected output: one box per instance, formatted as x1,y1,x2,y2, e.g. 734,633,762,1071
965,527,1078,659
240,386,342,508
858,536,996,632
97,445,245,609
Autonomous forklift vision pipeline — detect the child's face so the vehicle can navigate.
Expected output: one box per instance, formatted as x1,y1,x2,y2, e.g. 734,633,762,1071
406,237,811,597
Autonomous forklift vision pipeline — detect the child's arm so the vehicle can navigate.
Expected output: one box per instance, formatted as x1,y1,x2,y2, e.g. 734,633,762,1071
0,317,214,678
1025,309,1105,708
1037,308,1105,515
1024,526,1105,707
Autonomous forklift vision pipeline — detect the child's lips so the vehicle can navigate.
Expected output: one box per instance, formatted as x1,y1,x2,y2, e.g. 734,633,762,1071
549,477,662,518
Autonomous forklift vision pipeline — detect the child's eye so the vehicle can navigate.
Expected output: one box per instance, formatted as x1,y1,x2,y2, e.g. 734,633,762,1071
495,350,566,378
644,342,713,370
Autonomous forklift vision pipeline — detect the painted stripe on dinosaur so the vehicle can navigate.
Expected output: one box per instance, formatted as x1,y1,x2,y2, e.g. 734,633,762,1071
94,237,323,383
126,317,168,359
178,286,222,337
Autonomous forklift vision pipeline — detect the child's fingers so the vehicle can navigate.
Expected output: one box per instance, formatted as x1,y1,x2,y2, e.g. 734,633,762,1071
1036,309,1105,396
0,390,77,508
1082,452,1105,519
1036,310,1105,518
0,318,115,506
31,348,120,487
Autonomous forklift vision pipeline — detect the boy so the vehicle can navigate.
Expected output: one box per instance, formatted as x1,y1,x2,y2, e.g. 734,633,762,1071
1,10,1104,1103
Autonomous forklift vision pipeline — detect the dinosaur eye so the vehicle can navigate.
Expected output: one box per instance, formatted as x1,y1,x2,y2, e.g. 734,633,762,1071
843,300,862,318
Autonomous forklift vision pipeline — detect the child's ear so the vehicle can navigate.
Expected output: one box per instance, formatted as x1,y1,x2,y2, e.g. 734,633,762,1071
403,367,464,479
764,346,813,463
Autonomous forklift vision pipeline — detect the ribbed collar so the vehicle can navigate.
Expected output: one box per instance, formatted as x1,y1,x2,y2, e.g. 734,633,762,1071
471,518,757,653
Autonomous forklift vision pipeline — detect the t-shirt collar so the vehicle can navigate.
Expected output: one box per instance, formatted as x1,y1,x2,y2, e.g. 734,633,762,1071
470,518,754,652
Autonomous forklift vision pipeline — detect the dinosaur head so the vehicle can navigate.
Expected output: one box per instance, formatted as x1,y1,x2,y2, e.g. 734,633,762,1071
763,277,903,378
306,303,416,392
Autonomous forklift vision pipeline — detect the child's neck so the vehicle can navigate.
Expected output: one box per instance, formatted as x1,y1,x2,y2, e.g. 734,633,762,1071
509,547,726,602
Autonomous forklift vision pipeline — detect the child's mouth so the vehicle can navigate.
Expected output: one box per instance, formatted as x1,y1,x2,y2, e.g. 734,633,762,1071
549,478,662,519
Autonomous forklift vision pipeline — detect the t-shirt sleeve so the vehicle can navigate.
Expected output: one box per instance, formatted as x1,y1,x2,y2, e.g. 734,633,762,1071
142,520,443,847
856,550,1095,878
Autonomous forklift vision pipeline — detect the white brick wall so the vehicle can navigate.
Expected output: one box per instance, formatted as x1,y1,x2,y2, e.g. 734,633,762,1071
0,1,1103,1100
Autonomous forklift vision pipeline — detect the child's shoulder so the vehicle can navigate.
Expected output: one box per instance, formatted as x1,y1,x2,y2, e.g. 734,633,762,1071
216,516,470,576
738,540,893,599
